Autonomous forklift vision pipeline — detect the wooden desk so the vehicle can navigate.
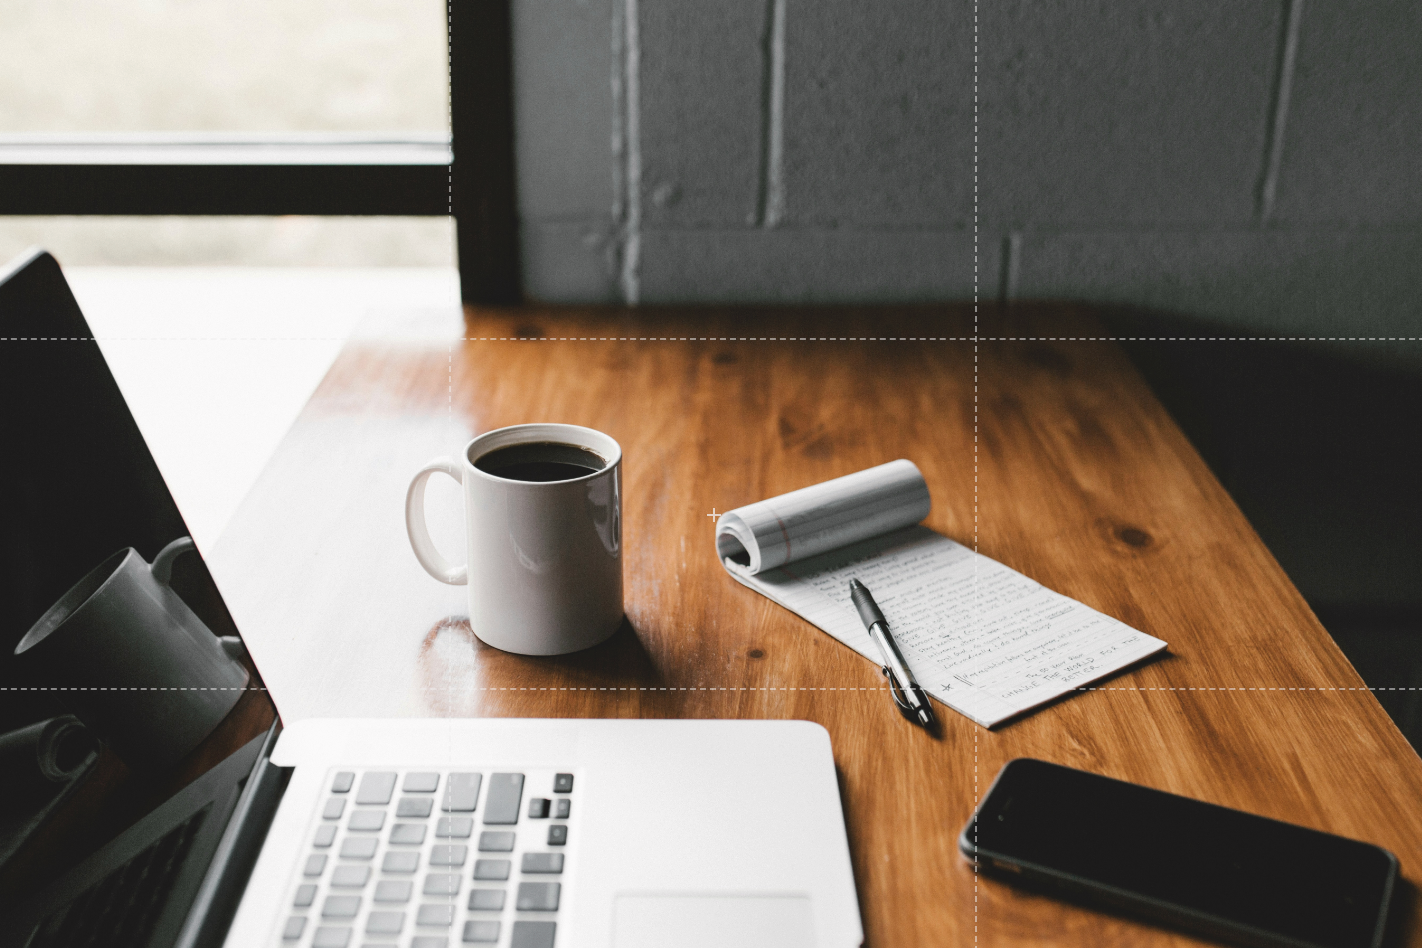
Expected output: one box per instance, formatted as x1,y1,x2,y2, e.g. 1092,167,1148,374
211,303,1422,947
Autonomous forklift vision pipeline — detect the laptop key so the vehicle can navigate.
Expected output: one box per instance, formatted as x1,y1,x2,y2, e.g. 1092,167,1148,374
483,773,524,824
477,831,515,852
356,771,397,805
374,879,413,902
312,927,352,948
423,873,461,896
430,844,468,866
399,796,435,818
349,809,386,831
463,920,501,943
282,916,306,940
340,837,378,860
443,773,482,812
322,798,346,820
417,904,456,927
511,920,557,948
404,772,440,792
552,774,573,793
304,854,328,876
554,799,571,819
331,772,355,793
521,853,564,874
547,825,567,846
411,938,449,948
322,894,361,918
437,816,473,838
527,798,550,819
293,884,318,907
382,851,419,873
468,889,505,911
331,865,371,888
313,824,337,847
473,859,511,880
391,823,427,845
516,881,560,912
366,910,405,934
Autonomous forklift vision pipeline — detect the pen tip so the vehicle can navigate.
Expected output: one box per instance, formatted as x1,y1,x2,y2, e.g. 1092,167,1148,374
848,578,863,590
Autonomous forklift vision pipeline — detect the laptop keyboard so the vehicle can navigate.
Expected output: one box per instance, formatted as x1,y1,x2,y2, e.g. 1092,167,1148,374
28,807,208,948
281,770,573,948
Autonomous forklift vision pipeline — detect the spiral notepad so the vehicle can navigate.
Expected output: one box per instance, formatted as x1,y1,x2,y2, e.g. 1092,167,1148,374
716,460,1167,727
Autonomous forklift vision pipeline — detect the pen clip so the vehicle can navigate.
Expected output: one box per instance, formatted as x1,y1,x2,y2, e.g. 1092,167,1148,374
881,666,918,721
882,667,935,726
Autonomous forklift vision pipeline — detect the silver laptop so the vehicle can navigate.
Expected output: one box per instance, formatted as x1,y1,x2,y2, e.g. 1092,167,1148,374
0,249,863,948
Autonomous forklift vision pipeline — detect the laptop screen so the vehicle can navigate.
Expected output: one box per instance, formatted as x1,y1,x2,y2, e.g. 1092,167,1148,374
0,249,277,897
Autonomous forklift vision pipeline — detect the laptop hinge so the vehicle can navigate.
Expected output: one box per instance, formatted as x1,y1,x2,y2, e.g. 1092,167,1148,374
172,719,291,948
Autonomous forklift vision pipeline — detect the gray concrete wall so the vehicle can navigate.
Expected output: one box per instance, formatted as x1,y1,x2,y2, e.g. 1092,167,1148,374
510,0,1422,337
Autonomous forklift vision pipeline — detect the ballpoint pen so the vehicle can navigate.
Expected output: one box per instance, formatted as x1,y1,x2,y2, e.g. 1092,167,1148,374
849,578,936,729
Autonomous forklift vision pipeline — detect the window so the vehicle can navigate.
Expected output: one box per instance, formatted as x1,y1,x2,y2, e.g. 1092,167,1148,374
0,0,517,299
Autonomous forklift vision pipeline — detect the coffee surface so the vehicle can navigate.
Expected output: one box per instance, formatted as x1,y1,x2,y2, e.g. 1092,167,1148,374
474,441,606,482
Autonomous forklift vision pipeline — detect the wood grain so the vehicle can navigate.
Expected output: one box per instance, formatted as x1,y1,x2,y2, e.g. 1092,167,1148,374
212,302,1422,947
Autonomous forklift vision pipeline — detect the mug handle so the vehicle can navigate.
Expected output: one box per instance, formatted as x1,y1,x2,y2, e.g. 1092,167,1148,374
405,457,468,585
150,536,196,586
149,537,246,677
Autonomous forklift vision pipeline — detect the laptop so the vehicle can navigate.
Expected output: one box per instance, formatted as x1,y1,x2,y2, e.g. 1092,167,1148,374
0,249,863,948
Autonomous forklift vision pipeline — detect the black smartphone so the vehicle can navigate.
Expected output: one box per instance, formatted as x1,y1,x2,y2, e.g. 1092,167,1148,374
961,759,1398,948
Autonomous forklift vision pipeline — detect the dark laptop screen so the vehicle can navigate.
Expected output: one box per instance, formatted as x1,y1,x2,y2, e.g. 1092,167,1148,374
0,249,276,897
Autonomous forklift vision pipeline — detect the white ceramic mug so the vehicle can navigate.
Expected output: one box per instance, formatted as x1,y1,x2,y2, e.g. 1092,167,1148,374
405,423,623,655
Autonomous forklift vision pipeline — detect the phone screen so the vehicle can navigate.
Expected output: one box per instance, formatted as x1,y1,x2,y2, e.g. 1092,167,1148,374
964,759,1397,948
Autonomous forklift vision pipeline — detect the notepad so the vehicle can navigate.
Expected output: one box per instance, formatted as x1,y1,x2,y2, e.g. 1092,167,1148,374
716,460,1167,727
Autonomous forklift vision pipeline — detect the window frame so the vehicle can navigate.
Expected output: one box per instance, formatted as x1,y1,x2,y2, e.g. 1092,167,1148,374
0,0,518,303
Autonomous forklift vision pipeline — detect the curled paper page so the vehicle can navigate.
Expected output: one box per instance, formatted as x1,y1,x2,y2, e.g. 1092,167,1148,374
716,459,1167,727
715,460,931,575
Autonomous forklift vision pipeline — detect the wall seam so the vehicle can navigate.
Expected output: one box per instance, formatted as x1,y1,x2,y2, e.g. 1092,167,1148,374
610,0,626,261
999,233,1021,305
1256,0,1304,224
617,0,642,304
754,0,787,228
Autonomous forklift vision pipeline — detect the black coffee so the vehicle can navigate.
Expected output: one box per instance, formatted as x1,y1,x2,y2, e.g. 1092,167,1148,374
474,441,607,482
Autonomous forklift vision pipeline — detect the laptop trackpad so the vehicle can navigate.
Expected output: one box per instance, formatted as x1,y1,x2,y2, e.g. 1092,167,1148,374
613,894,815,948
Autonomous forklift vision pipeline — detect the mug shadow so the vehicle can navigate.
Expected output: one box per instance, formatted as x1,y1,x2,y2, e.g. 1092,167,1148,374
417,615,666,718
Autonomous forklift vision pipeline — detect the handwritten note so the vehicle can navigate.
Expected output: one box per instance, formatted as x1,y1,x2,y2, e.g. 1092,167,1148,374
726,525,1166,727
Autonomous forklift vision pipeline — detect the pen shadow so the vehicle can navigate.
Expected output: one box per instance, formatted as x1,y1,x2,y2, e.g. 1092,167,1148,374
912,697,946,741
984,649,1176,732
